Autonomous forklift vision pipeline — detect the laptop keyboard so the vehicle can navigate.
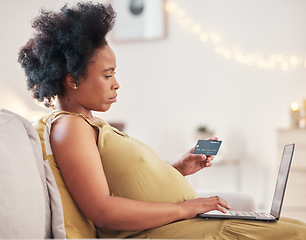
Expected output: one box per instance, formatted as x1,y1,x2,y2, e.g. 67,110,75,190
228,211,271,218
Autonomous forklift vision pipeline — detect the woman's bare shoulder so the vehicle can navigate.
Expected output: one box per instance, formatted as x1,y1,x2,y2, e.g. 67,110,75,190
51,114,97,144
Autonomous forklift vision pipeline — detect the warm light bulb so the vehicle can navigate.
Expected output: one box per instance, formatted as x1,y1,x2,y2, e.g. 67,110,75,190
281,63,289,71
192,23,201,34
290,56,299,65
291,102,299,112
200,32,208,42
209,32,221,44
223,49,232,59
164,2,176,13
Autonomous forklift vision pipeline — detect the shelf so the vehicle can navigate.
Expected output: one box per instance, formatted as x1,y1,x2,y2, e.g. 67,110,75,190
278,129,306,223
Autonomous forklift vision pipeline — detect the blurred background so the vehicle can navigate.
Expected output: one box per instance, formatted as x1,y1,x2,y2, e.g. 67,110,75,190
1,0,306,220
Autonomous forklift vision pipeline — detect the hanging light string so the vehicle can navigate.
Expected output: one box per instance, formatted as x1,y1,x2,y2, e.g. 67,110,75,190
165,1,306,71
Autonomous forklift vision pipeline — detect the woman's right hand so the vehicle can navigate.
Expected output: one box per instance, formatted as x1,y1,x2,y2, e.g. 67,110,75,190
178,196,231,219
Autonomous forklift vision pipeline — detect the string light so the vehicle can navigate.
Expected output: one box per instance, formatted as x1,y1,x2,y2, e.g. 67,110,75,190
165,1,306,71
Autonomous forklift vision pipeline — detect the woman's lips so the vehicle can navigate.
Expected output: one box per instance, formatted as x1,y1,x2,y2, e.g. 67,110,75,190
109,95,117,102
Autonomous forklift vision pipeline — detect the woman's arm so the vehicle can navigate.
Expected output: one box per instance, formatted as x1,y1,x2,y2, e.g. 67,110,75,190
51,116,229,231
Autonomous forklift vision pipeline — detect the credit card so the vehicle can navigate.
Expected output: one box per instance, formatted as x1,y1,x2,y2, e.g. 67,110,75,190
193,140,222,155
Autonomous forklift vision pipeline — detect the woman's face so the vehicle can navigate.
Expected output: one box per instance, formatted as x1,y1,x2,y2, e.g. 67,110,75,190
76,45,119,112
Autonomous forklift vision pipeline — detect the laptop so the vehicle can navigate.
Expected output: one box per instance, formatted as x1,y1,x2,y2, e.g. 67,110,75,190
197,143,295,222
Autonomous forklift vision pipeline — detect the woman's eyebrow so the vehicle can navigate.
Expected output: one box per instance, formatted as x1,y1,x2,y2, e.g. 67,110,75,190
103,68,115,72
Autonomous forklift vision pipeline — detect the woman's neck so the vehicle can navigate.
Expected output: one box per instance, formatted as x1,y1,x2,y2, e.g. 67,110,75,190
55,97,95,121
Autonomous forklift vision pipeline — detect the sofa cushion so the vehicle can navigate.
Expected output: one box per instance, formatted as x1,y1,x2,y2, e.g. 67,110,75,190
0,109,51,238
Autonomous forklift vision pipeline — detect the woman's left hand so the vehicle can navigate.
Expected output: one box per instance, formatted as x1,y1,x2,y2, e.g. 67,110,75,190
172,137,217,176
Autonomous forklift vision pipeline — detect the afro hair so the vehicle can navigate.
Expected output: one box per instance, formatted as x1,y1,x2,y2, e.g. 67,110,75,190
18,2,116,107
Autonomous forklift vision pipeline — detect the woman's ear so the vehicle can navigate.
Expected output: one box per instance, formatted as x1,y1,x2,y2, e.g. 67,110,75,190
65,75,78,90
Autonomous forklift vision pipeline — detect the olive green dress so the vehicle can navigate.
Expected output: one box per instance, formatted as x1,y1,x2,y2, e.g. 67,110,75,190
48,111,306,239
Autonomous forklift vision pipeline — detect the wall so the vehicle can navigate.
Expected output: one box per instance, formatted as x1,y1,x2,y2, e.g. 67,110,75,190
1,0,306,210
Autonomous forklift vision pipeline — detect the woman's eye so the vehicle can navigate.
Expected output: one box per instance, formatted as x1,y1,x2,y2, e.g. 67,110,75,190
105,72,116,79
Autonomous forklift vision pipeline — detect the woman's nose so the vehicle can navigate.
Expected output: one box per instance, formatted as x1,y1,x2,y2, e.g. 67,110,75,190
113,78,120,90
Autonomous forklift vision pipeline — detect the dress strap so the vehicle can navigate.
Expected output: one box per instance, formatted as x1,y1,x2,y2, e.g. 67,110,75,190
51,110,103,126
50,110,128,137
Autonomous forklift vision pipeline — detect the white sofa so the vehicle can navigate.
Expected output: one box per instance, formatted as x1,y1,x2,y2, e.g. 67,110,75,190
0,109,51,238
0,109,254,238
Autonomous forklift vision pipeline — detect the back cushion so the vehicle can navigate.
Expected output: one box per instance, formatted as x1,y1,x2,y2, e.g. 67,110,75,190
0,109,51,238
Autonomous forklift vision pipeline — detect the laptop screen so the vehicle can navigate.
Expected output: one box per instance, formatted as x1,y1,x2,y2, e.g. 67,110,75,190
270,144,294,219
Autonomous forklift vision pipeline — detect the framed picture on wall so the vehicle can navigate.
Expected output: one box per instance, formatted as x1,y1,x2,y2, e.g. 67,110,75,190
111,0,166,42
